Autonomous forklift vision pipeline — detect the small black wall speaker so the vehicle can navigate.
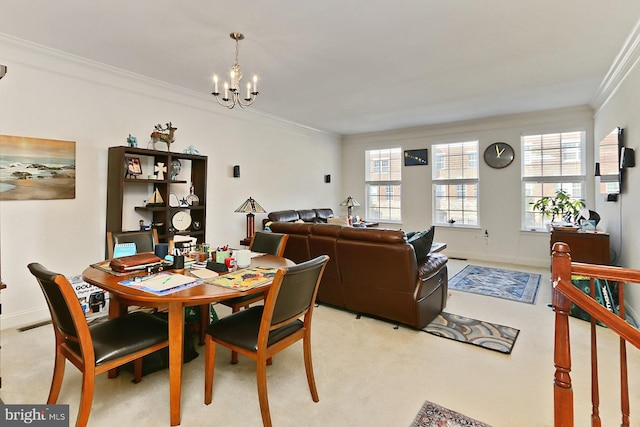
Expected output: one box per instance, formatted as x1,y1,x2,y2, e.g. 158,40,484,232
620,147,635,168
233,165,240,178
324,174,331,183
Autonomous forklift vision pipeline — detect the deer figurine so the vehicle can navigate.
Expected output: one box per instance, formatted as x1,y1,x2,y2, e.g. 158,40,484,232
150,122,177,151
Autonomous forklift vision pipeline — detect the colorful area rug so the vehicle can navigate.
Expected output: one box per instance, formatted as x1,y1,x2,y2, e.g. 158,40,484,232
449,265,541,304
423,312,520,354
410,400,492,427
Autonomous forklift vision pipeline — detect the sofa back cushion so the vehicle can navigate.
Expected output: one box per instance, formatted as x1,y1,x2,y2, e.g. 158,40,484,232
407,226,435,261
339,227,405,244
297,209,317,222
313,208,334,223
267,222,312,264
268,210,300,223
309,224,345,306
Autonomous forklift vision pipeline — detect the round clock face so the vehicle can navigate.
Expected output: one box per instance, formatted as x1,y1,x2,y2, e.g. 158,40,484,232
171,211,192,231
484,142,514,169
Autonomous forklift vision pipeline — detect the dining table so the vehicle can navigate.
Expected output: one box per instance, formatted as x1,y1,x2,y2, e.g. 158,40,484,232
82,254,294,426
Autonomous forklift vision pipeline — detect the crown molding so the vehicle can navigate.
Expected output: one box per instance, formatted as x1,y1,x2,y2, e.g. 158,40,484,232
0,32,337,139
591,18,640,114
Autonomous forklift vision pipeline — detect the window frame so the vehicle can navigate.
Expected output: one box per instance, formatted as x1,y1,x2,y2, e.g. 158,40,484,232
432,140,479,227
365,147,402,223
521,130,586,231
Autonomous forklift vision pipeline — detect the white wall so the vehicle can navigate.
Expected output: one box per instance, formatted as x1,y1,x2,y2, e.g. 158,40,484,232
0,35,342,329
593,50,640,314
342,106,595,267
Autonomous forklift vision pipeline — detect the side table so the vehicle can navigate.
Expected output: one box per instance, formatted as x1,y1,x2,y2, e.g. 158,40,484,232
550,230,610,265
239,237,251,247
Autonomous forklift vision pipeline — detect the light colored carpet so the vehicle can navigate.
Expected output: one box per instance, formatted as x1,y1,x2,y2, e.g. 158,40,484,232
2,259,639,426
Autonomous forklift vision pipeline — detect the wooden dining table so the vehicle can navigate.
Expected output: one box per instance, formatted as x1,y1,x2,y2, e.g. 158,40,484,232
82,254,294,426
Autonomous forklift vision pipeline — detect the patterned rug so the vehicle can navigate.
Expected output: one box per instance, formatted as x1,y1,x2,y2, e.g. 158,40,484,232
448,265,541,304
410,400,492,427
423,312,520,354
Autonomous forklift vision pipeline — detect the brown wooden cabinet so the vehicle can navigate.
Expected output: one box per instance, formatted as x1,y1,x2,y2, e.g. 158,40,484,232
550,230,610,265
106,146,207,258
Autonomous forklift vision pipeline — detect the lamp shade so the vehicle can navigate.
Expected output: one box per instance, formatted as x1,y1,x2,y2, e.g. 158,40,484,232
234,197,266,213
340,196,360,208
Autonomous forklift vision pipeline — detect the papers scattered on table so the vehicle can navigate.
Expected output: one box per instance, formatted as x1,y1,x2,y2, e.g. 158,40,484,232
189,268,219,279
205,267,278,291
119,272,200,295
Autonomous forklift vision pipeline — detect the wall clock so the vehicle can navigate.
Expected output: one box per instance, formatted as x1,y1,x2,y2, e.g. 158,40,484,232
171,211,192,232
483,142,514,169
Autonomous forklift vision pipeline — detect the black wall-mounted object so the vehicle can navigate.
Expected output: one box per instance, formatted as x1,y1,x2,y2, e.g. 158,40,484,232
404,149,428,166
324,174,331,183
233,165,240,178
620,147,635,168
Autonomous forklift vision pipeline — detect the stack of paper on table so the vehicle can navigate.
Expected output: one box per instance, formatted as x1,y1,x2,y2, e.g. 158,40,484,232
119,272,199,295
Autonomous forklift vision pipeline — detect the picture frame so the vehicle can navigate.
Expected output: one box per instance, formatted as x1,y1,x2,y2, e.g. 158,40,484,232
404,149,428,166
125,157,142,178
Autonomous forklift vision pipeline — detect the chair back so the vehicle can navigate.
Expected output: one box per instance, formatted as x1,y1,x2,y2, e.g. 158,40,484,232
107,229,158,259
27,263,90,348
250,231,289,257
268,255,328,326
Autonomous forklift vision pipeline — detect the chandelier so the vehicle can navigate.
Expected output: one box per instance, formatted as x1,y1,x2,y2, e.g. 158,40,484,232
211,32,259,109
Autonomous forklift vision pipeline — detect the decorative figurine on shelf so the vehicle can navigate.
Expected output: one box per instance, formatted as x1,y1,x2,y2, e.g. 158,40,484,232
183,145,201,155
139,220,150,230
187,183,200,206
150,122,177,151
169,159,181,180
126,134,138,148
155,162,167,180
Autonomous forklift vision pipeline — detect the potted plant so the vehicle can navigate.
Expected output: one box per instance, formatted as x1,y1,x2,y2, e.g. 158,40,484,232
531,190,585,226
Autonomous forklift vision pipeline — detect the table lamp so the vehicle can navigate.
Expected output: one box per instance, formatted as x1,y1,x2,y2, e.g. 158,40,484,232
235,196,266,239
340,196,360,217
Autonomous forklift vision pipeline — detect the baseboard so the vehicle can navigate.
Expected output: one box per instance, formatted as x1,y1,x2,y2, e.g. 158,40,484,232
444,250,549,269
1,307,50,331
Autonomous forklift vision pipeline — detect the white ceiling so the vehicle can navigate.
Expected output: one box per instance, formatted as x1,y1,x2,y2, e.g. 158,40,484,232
2,1,640,135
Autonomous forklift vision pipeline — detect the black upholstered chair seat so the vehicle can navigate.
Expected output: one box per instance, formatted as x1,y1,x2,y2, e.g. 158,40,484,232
68,313,169,365
206,306,303,351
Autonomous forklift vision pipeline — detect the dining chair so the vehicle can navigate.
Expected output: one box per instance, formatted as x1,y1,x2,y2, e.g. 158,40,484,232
27,263,169,427
106,228,159,259
217,231,289,363
204,254,328,427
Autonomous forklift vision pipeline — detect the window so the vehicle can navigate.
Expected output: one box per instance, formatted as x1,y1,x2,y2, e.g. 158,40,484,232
432,140,479,226
365,148,402,222
522,131,586,230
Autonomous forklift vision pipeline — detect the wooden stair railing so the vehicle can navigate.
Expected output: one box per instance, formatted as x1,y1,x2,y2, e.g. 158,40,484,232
552,242,640,427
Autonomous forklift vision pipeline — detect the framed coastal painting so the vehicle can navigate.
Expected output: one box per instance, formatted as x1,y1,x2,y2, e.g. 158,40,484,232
0,135,76,200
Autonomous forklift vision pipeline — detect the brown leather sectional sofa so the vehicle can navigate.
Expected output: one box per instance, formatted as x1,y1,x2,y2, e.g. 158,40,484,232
268,221,448,329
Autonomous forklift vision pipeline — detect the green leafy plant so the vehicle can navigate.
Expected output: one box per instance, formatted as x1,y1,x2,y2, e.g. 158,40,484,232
530,190,585,224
